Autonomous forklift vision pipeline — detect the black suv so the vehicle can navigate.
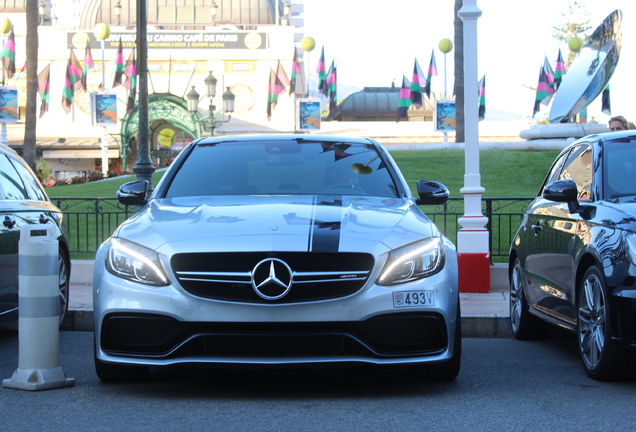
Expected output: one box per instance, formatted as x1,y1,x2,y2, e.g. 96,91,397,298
0,144,71,324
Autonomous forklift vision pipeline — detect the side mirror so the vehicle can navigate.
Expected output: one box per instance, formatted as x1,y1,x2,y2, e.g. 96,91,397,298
415,180,449,205
117,180,149,206
543,179,580,213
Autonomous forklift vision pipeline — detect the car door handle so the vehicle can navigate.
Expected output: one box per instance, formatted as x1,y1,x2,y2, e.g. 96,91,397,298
3,216,16,229
532,224,542,235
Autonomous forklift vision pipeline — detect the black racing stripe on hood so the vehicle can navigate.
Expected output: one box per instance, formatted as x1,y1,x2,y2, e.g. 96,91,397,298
308,195,343,252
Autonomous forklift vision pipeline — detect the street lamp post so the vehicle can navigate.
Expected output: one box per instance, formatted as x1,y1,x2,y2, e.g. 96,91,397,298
38,1,46,25
114,1,122,26
211,2,218,26
133,0,155,190
438,38,454,145
0,18,11,145
282,3,291,26
94,23,111,177
187,71,235,137
457,0,489,293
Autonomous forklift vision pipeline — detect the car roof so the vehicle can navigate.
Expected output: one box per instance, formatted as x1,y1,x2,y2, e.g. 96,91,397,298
192,134,379,146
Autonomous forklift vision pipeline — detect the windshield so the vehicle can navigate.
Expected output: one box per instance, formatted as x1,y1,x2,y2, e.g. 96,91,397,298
164,140,399,198
604,138,636,198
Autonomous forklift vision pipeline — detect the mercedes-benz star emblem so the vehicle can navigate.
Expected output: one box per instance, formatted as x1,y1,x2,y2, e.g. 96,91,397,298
251,258,293,300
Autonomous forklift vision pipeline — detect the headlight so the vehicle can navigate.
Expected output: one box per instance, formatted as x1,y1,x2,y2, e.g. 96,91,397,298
627,233,636,267
106,238,169,286
377,237,445,286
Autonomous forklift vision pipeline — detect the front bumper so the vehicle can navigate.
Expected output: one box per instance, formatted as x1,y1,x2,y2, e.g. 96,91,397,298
93,255,459,367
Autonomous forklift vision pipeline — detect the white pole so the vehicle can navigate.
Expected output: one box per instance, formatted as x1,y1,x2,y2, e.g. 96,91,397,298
457,0,489,293
100,39,109,176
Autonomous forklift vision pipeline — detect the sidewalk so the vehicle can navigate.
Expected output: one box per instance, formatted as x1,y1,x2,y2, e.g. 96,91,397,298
64,261,512,338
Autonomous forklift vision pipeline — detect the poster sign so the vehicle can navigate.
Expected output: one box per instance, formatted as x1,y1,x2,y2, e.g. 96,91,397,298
434,100,456,132
91,92,117,126
0,87,19,123
298,99,321,131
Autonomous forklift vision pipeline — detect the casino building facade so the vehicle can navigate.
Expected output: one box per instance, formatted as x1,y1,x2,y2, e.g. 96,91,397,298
1,0,304,181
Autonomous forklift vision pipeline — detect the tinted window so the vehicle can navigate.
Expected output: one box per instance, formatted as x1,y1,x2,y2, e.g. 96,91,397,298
558,144,593,200
165,141,399,198
8,156,48,201
604,139,636,198
0,154,28,200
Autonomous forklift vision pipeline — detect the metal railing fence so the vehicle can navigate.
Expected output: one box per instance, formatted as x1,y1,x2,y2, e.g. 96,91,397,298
52,197,534,262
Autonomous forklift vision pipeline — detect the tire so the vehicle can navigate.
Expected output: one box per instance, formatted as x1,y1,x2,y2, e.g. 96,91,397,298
577,266,636,381
94,337,149,382
509,258,551,340
408,300,461,381
58,249,70,326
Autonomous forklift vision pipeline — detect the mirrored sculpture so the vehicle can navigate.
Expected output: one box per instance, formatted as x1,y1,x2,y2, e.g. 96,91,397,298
549,10,622,123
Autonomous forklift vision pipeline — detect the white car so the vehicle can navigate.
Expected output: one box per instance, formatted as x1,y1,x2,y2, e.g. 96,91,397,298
93,134,460,381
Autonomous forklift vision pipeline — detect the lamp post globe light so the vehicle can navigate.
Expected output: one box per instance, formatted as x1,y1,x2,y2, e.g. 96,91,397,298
0,17,12,34
187,72,235,137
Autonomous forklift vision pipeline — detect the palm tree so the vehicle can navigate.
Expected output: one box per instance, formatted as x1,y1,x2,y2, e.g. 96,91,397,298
453,0,464,143
22,0,39,170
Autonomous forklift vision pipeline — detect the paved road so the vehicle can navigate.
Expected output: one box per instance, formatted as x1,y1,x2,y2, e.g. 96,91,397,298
1,328,636,431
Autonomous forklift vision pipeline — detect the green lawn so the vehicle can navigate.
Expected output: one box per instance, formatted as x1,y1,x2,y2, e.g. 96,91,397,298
46,150,561,260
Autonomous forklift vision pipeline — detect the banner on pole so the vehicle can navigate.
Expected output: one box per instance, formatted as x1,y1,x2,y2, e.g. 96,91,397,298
0,86,19,123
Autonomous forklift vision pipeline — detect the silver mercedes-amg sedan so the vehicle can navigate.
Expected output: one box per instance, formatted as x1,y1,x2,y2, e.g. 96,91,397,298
93,134,460,381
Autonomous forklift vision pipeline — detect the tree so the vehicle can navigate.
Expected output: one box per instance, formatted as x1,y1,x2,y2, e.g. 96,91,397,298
23,0,39,170
552,1,592,66
453,0,464,143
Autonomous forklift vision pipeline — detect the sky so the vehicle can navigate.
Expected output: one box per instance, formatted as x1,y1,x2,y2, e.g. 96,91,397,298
300,0,636,125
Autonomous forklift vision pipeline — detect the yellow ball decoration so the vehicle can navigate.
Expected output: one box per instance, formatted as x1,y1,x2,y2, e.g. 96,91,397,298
300,36,316,52
0,17,12,35
439,38,453,53
94,23,111,41
568,37,583,53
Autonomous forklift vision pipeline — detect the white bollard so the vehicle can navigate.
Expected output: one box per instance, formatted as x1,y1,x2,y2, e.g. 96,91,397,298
3,224,75,391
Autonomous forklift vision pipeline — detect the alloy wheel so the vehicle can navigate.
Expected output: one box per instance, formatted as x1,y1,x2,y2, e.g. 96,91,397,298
578,270,607,371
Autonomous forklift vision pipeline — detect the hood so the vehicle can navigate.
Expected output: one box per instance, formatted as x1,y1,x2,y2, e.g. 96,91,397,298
596,200,636,232
115,195,437,255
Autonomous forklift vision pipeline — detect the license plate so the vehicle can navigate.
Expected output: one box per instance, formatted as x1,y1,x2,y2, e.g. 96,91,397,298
393,290,435,307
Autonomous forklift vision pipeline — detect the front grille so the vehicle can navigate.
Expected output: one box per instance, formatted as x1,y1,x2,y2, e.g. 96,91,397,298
101,313,448,359
171,252,374,304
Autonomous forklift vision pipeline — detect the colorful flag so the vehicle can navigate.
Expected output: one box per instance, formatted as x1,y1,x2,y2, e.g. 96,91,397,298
326,61,337,116
81,44,94,91
267,67,285,120
0,29,16,79
316,46,327,97
69,50,83,91
478,75,486,121
538,62,555,107
276,60,290,88
396,75,412,122
410,58,426,109
112,41,125,88
61,58,75,114
532,66,555,117
543,54,555,91
38,63,51,118
601,84,611,115
124,50,137,114
424,50,437,98
289,49,304,96
554,48,566,90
